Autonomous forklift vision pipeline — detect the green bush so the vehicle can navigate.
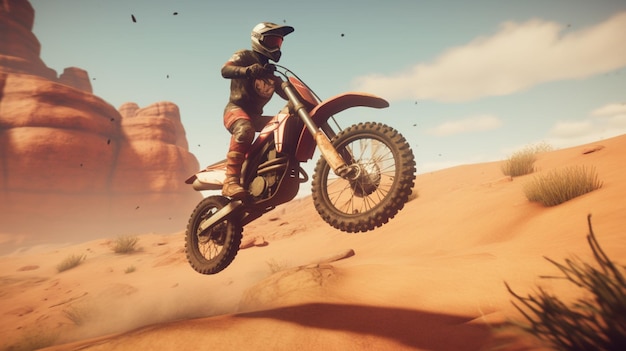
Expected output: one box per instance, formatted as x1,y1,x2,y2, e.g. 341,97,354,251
56,254,86,272
523,165,602,206
501,142,553,177
112,235,139,254
506,215,626,350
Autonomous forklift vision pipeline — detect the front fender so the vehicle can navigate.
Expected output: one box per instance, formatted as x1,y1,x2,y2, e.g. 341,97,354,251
295,92,389,161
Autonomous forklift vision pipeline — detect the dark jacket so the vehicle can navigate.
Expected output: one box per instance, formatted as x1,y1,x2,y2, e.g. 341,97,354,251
221,50,286,116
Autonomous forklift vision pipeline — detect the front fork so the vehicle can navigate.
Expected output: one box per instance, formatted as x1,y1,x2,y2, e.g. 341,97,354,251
281,81,354,178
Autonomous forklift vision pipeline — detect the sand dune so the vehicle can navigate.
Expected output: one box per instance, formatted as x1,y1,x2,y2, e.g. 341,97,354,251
1,135,625,350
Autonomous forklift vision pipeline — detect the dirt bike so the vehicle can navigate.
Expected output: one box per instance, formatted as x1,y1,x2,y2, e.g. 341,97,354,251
184,65,416,274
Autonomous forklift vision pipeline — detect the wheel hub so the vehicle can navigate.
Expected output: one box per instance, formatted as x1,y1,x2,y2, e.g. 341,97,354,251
198,218,227,246
350,160,382,197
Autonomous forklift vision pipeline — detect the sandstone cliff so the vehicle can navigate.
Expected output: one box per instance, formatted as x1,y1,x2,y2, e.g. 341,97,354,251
0,0,201,252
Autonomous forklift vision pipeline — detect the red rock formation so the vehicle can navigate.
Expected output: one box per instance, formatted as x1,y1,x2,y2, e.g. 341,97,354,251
58,67,93,93
0,0,201,252
0,0,57,79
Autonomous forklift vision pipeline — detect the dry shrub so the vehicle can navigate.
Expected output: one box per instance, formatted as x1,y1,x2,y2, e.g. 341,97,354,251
125,265,136,274
266,258,289,273
506,215,626,350
523,165,602,206
63,303,92,326
112,235,139,254
56,254,86,273
501,142,553,177
5,329,59,351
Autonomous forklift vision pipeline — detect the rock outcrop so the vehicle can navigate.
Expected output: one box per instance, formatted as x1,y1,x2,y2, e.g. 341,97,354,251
58,67,93,93
0,0,201,251
0,0,57,80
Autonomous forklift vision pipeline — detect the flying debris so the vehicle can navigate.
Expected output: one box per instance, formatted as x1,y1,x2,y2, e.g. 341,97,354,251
131,14,136,23
173,12,178,15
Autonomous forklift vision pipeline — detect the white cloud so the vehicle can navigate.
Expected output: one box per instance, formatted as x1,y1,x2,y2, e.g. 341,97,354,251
418,153,502,174
591,103,626,117
549,120,594,138
353,12,626,102
546,102,626,148
426,114,502,136
607,114,626,129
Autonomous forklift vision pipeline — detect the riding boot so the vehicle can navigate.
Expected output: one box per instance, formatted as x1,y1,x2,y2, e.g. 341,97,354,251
222,150,247,199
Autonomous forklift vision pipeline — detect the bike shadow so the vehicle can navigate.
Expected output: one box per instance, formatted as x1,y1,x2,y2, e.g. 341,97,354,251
236,302,503,350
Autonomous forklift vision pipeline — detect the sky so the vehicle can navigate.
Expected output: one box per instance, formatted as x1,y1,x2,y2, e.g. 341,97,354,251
29,0,626,193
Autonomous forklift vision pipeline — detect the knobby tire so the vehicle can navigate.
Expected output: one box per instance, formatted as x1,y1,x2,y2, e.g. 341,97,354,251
311,122,416,232
185,196,242,274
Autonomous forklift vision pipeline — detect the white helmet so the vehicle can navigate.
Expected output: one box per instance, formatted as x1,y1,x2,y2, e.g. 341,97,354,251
251,22,294,62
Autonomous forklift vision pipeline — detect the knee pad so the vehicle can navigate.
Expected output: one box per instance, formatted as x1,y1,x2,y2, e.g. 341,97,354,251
232,120,255,145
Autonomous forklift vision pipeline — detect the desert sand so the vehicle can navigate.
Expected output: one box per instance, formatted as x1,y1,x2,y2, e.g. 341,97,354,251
1,134,625,351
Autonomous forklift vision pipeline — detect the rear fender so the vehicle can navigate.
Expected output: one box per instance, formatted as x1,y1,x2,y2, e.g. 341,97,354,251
185,160,227,191
295,93,389,161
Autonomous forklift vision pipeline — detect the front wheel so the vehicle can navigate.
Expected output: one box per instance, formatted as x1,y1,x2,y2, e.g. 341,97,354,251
185,195,242,274
311,122,416,232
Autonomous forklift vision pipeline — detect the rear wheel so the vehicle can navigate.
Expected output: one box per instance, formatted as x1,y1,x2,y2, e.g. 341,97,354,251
312,122,416,232
185,196,242,274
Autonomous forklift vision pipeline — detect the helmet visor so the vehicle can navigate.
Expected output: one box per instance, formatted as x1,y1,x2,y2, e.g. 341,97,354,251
261,35,283,49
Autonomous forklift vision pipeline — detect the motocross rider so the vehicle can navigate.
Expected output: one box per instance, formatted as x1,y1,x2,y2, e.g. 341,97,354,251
220,22,295,199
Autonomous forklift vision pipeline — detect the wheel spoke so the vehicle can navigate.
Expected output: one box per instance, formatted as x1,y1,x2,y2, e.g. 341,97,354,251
199,239,219,260
328,179,356,213
196,208,221,260
324,135,398,216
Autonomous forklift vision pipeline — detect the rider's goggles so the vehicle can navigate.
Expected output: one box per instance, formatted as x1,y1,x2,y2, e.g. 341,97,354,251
261,35,283,49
